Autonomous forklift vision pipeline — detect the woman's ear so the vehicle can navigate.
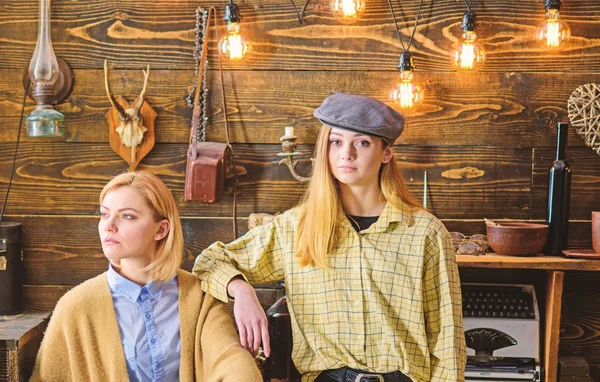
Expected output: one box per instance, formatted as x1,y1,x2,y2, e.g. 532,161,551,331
154,219,170,241
382,146,394,163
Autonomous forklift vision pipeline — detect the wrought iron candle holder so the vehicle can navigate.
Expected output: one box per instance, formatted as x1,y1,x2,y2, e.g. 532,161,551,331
278,126,311,182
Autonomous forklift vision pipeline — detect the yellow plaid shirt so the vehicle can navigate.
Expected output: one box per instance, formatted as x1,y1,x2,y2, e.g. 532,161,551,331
193,201,466,382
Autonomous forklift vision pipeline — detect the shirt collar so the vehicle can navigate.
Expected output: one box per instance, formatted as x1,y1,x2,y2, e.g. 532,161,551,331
338,200,413,233
107,263,177,303
375,200,412,228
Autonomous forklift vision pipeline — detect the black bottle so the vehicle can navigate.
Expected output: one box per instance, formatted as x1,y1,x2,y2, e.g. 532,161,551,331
545,122,571,256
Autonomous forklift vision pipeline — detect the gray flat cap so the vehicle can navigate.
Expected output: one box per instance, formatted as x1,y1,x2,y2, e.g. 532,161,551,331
314,92,404,145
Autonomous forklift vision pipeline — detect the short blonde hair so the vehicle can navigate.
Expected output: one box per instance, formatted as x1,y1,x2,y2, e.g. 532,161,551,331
100,171,183,281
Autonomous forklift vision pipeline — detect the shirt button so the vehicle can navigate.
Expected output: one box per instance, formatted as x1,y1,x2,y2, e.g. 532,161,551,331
145,313,151,319
354,300,361,306
151,338,157,345
353,265,359,271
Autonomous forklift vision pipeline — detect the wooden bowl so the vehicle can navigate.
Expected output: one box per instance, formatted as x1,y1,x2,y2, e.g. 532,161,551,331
486,222,548,256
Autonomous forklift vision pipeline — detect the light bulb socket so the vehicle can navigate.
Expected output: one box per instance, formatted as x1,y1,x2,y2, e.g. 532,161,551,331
462,11,477,33
397,51,414,73
544,0,560,12
224,1,242,23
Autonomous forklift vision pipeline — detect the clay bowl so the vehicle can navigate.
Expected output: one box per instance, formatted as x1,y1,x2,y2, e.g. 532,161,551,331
486,222,548,256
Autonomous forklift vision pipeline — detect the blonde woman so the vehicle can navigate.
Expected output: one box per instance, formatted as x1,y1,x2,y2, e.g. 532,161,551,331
194,93,466,382
32,171,262,382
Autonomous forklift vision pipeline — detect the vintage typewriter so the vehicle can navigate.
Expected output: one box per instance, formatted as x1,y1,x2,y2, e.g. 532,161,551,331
461,283,541,382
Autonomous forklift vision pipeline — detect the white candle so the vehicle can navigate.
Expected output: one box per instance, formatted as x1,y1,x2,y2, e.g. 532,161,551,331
285,126,294,137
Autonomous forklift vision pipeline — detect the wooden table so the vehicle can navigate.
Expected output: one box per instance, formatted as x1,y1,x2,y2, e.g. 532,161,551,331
0,311,49,382
456,254,599,382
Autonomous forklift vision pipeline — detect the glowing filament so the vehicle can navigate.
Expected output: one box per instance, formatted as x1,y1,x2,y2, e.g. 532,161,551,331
227,34,243,59
460,43,475,69
546,20,560,47
341,0,357,17
331,0,364,20
219,23,249,60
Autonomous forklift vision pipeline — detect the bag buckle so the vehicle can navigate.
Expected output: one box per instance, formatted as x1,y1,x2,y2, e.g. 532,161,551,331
355,373,384,382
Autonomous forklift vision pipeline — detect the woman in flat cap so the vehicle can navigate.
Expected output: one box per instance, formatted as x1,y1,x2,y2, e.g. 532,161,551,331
194,93,466,382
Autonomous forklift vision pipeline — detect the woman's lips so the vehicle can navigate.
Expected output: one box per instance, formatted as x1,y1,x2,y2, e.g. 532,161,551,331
338,165,357,172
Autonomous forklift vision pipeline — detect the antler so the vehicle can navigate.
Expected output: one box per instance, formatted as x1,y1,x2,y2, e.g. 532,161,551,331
133,65,150,114
104,60,127,120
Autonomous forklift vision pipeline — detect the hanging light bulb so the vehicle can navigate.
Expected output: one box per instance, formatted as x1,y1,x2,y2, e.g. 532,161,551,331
219,0,250,60
330,0,365,23
450,11,485,70
536,0,570,49
391,52,424,109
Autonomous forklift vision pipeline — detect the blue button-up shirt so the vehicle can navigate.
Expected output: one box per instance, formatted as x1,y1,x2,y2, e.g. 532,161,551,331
107,264,181,382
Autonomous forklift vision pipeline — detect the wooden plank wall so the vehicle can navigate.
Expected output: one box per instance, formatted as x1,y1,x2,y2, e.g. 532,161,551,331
1,0,600,376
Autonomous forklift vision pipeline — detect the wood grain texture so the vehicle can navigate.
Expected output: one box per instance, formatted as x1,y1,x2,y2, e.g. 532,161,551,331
1,1,600,71
1,70,600,146
0,142,532,219
531,147,600,220
545,271,564,382
2,0,600,371
22,284,280,319
0,312,49,349
560,292,600,364
22,216,588,286
443,220,594,250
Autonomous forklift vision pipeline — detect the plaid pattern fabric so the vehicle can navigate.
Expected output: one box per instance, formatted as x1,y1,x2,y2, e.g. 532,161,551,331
193,201,466,382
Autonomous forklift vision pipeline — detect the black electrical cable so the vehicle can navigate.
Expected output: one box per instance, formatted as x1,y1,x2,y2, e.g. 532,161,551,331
0,79,30,226
300,0,311,23
387,0,424,53
288,0,303,23
462,0,473,11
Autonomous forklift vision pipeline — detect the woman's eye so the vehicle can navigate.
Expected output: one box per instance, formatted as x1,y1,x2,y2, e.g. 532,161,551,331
329,139,341,146
356,140,370,147
99,212,107,218
122,214,135,220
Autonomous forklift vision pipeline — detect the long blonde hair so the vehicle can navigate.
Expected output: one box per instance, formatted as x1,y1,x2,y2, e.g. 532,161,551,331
100,171,184,281
295,126,421,268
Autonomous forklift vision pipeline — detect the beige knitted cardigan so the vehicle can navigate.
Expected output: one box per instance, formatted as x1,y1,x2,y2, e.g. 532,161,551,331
30,269,262,382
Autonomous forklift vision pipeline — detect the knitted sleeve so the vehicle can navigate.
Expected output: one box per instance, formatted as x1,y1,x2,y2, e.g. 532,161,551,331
30,297,77,381
199,293,263,382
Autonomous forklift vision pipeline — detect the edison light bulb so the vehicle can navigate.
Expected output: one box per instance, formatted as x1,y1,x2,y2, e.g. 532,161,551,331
450,10,484,70
391,70,424,109
219,22,250,60
390,52,423,109
451,31,485,69
536,8,570,49
330,0,365,23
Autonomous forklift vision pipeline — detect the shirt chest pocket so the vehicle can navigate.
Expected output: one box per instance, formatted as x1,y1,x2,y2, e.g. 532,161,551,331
123,342,141,381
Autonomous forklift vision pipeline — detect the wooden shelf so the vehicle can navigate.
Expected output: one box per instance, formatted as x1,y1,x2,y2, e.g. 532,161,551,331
457,253,600,271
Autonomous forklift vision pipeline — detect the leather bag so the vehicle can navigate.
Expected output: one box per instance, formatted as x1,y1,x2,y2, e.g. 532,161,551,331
184,7,231,203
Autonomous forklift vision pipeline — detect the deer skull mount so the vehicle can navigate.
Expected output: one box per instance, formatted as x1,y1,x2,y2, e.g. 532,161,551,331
104,60,157,171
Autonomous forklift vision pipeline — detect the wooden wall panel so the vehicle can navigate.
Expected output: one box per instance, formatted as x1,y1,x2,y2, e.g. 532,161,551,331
1,70,599,146
531,147,600,220
23,285,281,318
443,221,593,250
0,142,532,218
2,1,600,72
2,0,600,377
31,214,598,287
560,292,600,364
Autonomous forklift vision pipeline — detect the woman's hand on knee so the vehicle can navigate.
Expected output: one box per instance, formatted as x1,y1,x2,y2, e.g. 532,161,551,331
228,279,270,358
